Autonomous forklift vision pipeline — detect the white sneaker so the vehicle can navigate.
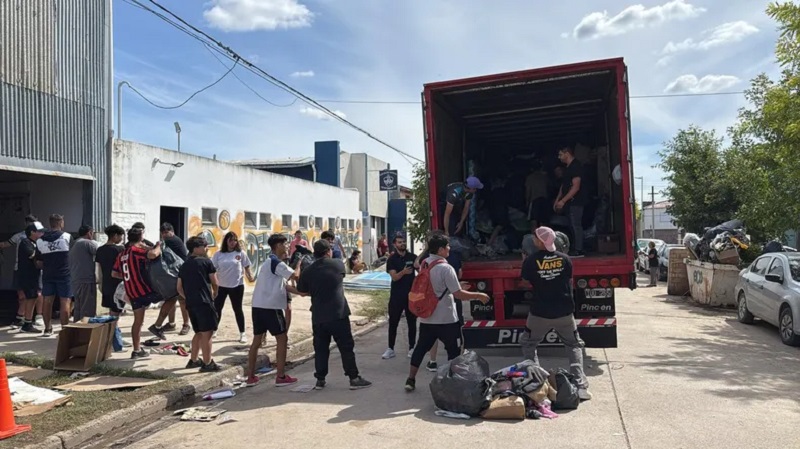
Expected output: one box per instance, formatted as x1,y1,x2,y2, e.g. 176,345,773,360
407,348,414,358
34,315,44,327
578,388,593,401
238,333,247,344
381,348,396,359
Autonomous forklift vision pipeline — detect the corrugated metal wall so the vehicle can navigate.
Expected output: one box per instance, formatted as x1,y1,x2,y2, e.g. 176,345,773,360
0,0,109,225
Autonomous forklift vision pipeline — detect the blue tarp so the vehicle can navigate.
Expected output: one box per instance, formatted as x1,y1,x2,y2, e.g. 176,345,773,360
343,271,391,290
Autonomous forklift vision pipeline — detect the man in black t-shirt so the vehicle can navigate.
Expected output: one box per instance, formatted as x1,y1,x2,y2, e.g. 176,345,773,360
554,146,586,257
96,224,125,316
441,176,484,237
297,240,372,391
160,222,190,335
382,235,418,360
177,236,220,372
519,226,592,401
17,223,45,333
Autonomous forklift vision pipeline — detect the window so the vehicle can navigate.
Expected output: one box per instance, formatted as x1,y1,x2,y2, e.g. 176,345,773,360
751,257,772,275
328,218,335,231
299,215,309,229
259,213,271,230
768,259,784,276
244,212,257,228
788,256,800,282
282,214,292,229
201,208,217,225
348,219,355,230
315,217,324,230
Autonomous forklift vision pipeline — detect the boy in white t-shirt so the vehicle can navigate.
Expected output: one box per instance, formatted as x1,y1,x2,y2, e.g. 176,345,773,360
245,233,301,387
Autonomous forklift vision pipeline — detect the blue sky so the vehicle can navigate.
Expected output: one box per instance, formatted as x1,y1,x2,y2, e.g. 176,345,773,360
114,0,781,196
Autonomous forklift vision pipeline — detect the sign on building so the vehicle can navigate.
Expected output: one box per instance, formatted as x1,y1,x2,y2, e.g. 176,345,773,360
379,169,398,191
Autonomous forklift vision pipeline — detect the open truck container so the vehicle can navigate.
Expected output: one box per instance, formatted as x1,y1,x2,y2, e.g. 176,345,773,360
422,58,637,348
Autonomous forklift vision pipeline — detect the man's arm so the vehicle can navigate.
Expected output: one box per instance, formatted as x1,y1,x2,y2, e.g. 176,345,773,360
442,202,454,235
209,272,219,300
177,278,185,299
147,242,162,260
112,270,123,280
459,199,471,224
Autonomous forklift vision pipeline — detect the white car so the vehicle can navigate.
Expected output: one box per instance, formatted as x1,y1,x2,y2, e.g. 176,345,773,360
735,252,800,346
636,239,666,273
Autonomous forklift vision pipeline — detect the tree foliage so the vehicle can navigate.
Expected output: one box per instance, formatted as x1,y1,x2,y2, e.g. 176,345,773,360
406,163,430,244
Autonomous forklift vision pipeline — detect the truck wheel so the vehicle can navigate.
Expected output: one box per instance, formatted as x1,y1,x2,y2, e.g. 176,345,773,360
779,306,800,346
737,292,754,324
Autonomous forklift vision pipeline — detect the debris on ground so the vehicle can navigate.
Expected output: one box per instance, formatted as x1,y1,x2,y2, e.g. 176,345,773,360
290,384,314,393
54,376,162,392
173,406,227,422
202,388,236,401
10,377,72,417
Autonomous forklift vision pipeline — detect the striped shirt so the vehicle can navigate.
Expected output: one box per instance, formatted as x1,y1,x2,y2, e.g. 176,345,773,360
113,245,154,299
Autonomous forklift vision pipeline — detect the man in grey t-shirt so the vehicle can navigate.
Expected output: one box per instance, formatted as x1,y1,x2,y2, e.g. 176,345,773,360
69,225,99,321
404,234,489,392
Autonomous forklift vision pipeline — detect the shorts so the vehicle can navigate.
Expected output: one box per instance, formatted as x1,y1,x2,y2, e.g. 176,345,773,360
130,292,162,311
252,308,287,337
42,279,73,299
188,302,218,333
20,288,40,300
12,271,19,290
102,292,123,313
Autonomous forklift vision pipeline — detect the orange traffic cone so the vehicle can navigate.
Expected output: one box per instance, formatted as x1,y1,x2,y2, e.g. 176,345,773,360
0,358,31,440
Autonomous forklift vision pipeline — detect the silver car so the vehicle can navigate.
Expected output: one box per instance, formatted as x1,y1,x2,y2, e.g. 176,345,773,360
735,252,800,346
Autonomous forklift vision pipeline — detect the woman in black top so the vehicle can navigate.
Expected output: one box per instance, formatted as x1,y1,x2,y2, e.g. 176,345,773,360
647,241,659,287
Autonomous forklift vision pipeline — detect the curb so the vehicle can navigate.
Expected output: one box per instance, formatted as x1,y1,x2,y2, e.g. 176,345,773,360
20,319,386,449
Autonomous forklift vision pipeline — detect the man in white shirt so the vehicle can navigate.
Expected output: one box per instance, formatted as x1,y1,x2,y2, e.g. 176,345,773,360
245,233,300,387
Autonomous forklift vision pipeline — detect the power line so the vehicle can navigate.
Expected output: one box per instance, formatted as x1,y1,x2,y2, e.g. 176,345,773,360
130,0,423,164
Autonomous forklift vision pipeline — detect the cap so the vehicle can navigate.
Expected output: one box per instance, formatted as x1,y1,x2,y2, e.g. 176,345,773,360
465,176,484,190
25,222,45,234
534,226,557,252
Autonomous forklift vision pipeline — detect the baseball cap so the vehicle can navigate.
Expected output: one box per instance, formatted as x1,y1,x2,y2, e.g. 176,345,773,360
534,227,557,252
465,176,484,190
25,222,45,234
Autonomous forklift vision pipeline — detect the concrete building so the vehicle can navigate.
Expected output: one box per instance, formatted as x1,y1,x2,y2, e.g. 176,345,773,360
0,0,112,291
640,201,681,243
112,140,361,282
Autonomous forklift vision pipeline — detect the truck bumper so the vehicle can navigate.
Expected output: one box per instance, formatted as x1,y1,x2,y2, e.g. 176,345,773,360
463,318,618,349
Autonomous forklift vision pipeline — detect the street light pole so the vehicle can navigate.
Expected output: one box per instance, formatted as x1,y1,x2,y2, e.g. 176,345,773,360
174,122,182,152
635,176,644,238
117,81,130,140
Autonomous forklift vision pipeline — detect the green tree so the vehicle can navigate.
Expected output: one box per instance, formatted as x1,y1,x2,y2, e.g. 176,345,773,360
657,126,739,233
406,163,430,244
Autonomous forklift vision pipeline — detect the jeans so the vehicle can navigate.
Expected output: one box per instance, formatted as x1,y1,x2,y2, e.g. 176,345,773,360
568,204,584,252
519,314,588,388
313,318,359,380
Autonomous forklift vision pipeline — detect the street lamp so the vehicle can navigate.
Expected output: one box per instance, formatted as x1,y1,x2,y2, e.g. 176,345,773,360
174,122,181,152
117,81,131,139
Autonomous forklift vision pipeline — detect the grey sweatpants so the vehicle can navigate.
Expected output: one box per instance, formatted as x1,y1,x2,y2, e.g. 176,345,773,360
519,313,588,388
73,283,97,322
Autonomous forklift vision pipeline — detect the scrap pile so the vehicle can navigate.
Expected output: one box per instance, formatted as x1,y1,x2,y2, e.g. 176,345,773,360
684,219,750,265
429,352,582,421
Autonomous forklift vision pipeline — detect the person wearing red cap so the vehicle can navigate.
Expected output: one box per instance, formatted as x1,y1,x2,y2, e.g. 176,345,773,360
442,176,483,237
519,226,592,401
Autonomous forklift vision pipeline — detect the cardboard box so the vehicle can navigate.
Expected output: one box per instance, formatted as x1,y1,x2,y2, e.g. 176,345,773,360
54,322,115,371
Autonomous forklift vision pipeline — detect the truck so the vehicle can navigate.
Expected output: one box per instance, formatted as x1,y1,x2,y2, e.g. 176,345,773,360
421,57,636,349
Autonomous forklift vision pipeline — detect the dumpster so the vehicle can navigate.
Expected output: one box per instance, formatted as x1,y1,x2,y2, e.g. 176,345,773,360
685,259,740,307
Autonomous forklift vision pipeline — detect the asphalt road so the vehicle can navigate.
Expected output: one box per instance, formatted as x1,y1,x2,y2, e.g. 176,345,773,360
105,278,800,449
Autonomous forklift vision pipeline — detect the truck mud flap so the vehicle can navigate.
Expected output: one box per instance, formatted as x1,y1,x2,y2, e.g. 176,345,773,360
463,318,617,349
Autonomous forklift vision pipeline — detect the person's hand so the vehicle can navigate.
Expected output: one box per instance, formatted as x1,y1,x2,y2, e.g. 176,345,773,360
455,222,464,234
402,266,413,275
554,201,564,211
477,293,490,304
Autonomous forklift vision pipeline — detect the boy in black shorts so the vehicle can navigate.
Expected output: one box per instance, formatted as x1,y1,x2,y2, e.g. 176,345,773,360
178,236,221,372
96,224,125,316
17,222,46,333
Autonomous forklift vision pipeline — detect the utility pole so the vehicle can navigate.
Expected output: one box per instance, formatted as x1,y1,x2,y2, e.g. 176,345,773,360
651,186,656,240
635,176,644,237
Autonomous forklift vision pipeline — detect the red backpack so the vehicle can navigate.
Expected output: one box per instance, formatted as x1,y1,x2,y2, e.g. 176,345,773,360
408,258,449,318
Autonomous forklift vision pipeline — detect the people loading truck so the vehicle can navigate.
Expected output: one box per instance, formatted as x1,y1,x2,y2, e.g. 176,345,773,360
421,57,637,349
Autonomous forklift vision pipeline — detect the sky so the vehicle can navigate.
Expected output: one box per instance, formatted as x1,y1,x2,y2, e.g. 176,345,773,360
113,0,782,197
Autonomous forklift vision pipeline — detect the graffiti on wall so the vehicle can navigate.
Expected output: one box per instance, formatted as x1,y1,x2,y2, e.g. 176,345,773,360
188,210,362,283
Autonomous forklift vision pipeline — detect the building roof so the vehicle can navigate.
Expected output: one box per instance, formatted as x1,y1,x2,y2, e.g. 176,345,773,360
643,200,672,210
229,157,315,169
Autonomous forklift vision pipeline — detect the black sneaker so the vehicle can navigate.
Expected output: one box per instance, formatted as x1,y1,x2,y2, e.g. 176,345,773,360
148,324,166,340
11,317,24,329
315,379,326,390
200,360,222,372
185,359,205,369
349,376,372,390
162,322,177,332
21,323,41,334
405,378,416,392
131,348,149,359
426,361,438,372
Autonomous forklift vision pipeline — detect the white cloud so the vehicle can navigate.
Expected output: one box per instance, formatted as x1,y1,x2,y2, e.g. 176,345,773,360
570,0,705,40
290,70,315,78
658,21,759,65
299,107,346,120
664,74,740,94
204,0,313,32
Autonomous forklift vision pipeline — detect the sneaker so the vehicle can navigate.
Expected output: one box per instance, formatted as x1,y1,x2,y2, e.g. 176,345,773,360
185,359,204,369
426,361,438,372
40,328,54,338
131,348,149,359
21,323,41,334
179,324,191,336
34,315,44,327
10,316,24,329
238,333,248,344
162,322,177,332
275,374,298,387
200,360,222,372
407,348,414,358
404,378,416,392
578,388,593,401
349,377,372,390
148,324,166,340
381,348,396,359
245,376,259,387
314,379,326,390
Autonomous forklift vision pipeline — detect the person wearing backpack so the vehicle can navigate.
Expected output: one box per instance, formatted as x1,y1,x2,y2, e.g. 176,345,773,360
405,234,489,392
519,226,592,401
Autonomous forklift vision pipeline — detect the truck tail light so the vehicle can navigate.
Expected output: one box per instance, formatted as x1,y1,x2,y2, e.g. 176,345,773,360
610,277,621,287
588,279,598,288
577,279,588,289
599,278,610,288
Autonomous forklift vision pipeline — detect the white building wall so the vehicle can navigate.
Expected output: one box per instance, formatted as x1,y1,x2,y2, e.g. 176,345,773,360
111,140,361,280
641,206,677,231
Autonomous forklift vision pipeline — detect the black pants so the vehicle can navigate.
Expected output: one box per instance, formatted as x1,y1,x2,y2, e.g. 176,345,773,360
388,296,417,350
410,322,462,368
313,318,359,380
214,285,245,332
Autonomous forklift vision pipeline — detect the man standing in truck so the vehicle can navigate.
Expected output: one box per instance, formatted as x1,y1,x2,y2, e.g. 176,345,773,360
442,176,483,237
554,146,586,257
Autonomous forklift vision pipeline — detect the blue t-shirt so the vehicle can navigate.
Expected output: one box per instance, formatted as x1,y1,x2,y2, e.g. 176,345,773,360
333,248,343,259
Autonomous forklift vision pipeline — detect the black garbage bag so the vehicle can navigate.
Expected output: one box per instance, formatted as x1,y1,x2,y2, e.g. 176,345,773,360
763,240,784,254
148,245,183,300
429,351,493,416
552,369,580,410
288,245,315,271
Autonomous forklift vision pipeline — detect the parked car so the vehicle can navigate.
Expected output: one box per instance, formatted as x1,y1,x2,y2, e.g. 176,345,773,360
658,244,683,281
735,252,800,346
636,239,666,273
